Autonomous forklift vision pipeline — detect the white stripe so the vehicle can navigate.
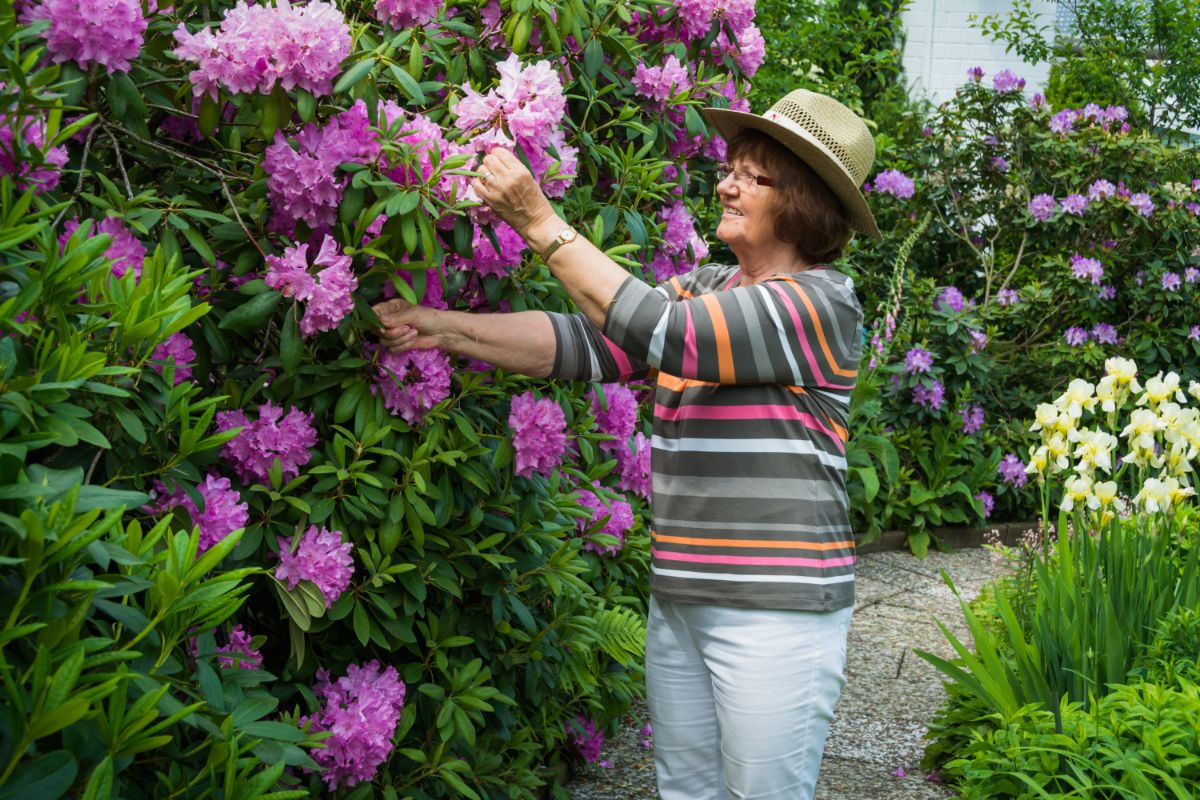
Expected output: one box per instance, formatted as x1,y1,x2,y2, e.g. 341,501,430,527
814,388,851,406
585,346,603,381
646,286,672,366
759,286,805,385
652,435,847,468
652,565,855,585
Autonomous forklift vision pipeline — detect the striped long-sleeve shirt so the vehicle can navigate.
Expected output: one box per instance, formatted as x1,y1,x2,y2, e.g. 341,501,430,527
547,263,863,612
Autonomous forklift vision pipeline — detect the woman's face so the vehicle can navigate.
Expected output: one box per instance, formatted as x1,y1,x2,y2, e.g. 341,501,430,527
714,158,779,252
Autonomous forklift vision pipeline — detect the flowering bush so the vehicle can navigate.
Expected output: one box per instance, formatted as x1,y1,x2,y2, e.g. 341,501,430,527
0,0,761,794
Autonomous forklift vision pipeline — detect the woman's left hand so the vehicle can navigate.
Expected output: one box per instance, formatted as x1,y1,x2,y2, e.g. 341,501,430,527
472,148,558,237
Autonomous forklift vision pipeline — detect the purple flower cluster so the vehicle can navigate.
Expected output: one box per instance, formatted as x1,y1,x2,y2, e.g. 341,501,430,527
967,329,988,354
1063,326,1089,347
1186,266,1200,284
1050,104,1129,136
454,54,577,198
1069,254,1104,285
216,402,318,486
1128,192,1154,217
1088,179,1116,201
995,288,1019,306
1027,194,1056,221
276,526,354,608
371,345,452,424
591,384,639,452
451,221,526,278
373,0,442,28
974,490,994,518
0,110,68,193
966,66,984,82
1190,325,1200,342
616,432,652,499
146,473,249,554
24,0,147,73
1060,193,1088,216
904,347,934,374
991,69,1025,93
263,101,381,235
998,454,1028,487
264,235,359,337
912,380,945,410
303,661,406,789
217,625,263,670
509,392,567,478
633,55,691,104
651,200,709,282
60,217,146,281
566,715,606,763
577,484,634,555
1162,271,1182,291
870,169,915,199
173,0,351,99
935,286,966,313
960,405,985,434
151,332,196,385
1091,322,1118,344
675,0,756,42
714,24,766,76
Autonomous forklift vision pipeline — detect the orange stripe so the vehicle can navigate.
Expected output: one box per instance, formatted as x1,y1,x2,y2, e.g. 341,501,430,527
772,277,857,379
657,372,717,391
653,533,856,550
669,277,694,299
697,294,735,383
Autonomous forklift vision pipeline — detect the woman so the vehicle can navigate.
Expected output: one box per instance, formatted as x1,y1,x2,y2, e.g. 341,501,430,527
375,89,880,799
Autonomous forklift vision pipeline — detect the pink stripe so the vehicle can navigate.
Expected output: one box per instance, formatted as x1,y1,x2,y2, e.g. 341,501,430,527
603,336,635,380
765,283,852,391
723,270,742,290
653,548,856,569
681,301,698,377
653,403,846,450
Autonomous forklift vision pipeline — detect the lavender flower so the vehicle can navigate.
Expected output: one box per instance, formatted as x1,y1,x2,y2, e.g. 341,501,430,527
151,332,196,384
566,715,605,763
912,380,945,411
966,66,984,82
1091,322,1118,344
989,156,1009,172
1098,284,1117,300
1189,325,1200,341
1128,193,1154,217
509,392,567,478
998,454,1028,487
1088,179,1115,201
968,329,988,354
147,473,249,554
0,110,69,193
1060,194,1087,216
373,0,443,28
991,69,1025,93
995,288,1019,306
591,384,639,452
1028,93,1046,109
372,345,452,425
632,55,691,104
1028,194,1056,221
871,169,915,199
276,526,354,607
960,405,985,434
1186,266,1200,284
975,491,994,518
303,661,406,789
904,347,934,374
1063,327,1089,347
1162,272,1182,292
616,433,652,499
1069,254,1104,285
217,625,263,670
577,484,634,555
26,0,148,73
935,286,966,313
1050,109,1077,135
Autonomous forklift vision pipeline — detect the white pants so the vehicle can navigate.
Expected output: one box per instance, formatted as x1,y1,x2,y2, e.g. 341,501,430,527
645,597,854,800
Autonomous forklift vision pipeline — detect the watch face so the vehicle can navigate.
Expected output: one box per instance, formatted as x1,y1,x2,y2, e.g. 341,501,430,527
560,227,577,243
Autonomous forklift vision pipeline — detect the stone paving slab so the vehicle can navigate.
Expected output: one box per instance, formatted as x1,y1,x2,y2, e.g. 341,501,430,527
567,547,999,798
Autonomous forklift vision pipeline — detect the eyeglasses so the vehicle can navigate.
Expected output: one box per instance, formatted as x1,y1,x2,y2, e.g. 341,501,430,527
715,162,775,189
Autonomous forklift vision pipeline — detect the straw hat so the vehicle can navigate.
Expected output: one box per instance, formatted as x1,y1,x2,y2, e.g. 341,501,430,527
702,89,881,241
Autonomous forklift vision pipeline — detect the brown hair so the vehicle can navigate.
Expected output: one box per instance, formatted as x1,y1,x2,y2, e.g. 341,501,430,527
726,129,853,265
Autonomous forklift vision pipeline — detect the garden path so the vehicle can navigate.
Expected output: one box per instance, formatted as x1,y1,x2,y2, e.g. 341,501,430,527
566,546,1000,799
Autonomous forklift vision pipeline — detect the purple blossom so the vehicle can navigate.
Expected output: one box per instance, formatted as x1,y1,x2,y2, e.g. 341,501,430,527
371,345,453,425
217,625,263,670
566,715,605,763
1128,193,1155,217
1028,194,1057,221
1185,266,1199,284
1060,194,1088,216
935,286,966,313
264,236,358,337
991,69,1025,93
147,473,249,554
632,55,691,104
1028,93,1046,109
216,402,318,486
59,217,146,281
577,483,634,555
1189,325,1200,341
968,329,988,353
303,661,406,789
1088,179,1116,201
1069,254,1104,285
150,332,196,384
591,384,639,452
652,201,709,281
890,766,909,779
447,221,527,279
25,0,147,73
1063,326,1089,347
172,0,351,99
989,156,1009,172
373,0,442,28
509,392,567,478
714,23,766,76
276,526,354,608
960,405,985,434
1162,271,1182,291
966,66,984,82
616,432,652,499
995,288,1019,306
975,491,995,518
674,0,756,41
0,110,69,193
1098,284,1117,300
1050,109,1077,135
871,169,915,199
998,454,1028,487
912,380,945,411
904,347,934,374
1091,322,1118,344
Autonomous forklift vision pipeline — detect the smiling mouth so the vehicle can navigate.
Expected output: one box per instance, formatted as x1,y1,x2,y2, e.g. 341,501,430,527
723,209,744,217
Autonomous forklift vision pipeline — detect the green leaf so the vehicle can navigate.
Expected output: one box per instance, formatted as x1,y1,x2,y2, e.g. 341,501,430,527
196,660,225,712
79,757,112,800
219,291,282,333
335,58,378,96
27,699,89,741
260,85,291,138
280,306,301,374
353,602,370,646
273,579,311,632
198,93,221,137
112,405,146,444
74,487,149,513
0,751,77,800
240,720,305,742
388,64,426,104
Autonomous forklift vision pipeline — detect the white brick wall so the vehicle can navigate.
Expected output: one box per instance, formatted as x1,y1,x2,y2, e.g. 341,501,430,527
901,0,1057,102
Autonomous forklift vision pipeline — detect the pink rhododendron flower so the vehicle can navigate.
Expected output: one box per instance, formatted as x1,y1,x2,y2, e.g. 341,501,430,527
652,200,709,281
1063,326,1089,347
302,661,406,789
1069,254,1104,285
151,332,197,384
1088,179,1115,201
632,55,691,104
871,169,914,199
276,525,354,607
449,221,526,278
998,454,1028,487
59,217,146,281
1128,192,1154,217
217,624,263,670
373,0,443,28
591,384,639,451
370,344,453,424
216,402,317,485
716,23,765,76
265,236,359,337
991,69,1025,93
1060,193,1087,215
0,110,68,193
566,714,605,763
616,432,652,499
577,484,634,555
509,392,567,478
24,0,147,73
173,0,351,99
1027,193,1056,221
905,347,933,374
146,473,249,554
960,405,985,434
675,0,755,41
995,288,1019,306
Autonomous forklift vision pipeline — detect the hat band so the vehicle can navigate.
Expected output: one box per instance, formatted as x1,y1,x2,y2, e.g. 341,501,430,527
769,98,864,185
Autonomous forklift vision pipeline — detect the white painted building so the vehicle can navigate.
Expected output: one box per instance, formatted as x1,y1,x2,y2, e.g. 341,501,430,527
901,0,1060,102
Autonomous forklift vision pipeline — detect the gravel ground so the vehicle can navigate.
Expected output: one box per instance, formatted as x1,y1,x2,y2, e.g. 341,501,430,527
564,547,1001,799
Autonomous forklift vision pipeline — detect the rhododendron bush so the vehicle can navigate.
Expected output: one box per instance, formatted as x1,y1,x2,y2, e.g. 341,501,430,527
0,0,760,795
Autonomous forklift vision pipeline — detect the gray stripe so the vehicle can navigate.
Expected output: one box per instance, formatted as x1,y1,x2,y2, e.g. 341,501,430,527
653,516,851,535
652,435,847,468
652,566,855,585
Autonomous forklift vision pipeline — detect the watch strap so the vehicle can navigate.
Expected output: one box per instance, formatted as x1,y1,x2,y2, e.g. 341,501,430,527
540,226,577,261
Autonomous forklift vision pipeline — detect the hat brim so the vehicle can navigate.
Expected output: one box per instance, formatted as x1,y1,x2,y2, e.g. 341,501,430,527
701,107,882,242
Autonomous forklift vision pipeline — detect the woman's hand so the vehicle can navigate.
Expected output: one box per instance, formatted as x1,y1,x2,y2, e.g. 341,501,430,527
373,298,440,353
472,148,559,240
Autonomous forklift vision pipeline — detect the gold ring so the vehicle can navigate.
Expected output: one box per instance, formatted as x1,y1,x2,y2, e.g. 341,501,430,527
480,170,492,184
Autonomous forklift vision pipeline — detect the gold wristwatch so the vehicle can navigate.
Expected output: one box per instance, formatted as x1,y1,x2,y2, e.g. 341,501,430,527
540,226,578,261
